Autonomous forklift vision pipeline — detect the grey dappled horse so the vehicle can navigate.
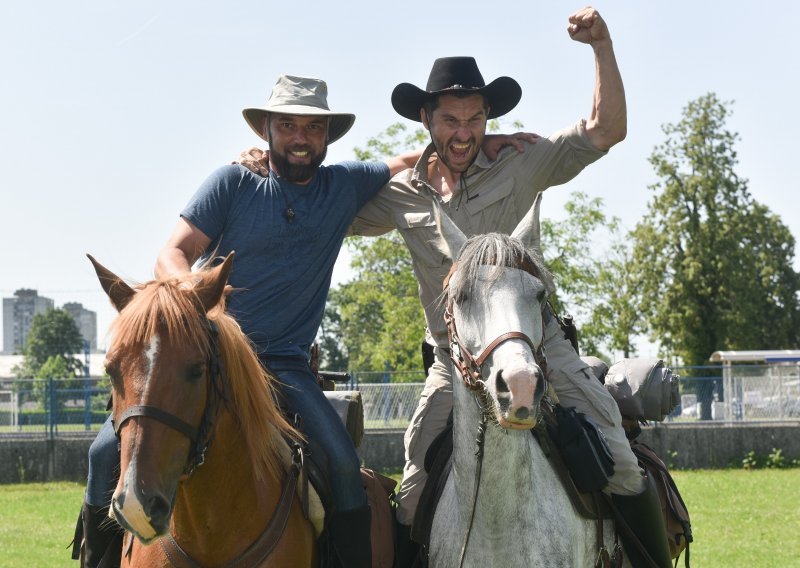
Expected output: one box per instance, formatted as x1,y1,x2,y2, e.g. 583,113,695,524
429,195,629,568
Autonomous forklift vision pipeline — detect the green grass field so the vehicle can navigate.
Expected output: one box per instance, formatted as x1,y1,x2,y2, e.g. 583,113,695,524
1,469,798,567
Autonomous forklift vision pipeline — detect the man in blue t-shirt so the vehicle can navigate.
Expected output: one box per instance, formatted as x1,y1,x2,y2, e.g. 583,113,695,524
79,75,421,568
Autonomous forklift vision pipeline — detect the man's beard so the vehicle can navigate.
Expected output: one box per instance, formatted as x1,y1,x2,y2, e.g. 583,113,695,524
270,145,327,183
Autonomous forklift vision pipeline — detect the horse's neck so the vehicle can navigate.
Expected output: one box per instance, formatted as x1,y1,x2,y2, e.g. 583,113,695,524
443,382,620,567
451,383,554,511
170,411,285,561
451,384,483,496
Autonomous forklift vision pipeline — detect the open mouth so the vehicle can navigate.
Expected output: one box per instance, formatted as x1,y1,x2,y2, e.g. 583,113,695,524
498,415,535,430
449,142,472,162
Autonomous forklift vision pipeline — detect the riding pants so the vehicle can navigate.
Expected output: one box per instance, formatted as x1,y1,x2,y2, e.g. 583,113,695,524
262,355,367,513
395,312,645,526
86,416,117,507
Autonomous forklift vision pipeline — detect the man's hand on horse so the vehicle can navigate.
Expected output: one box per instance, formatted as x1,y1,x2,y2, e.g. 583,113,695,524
482,132,540,161
233,147,270,176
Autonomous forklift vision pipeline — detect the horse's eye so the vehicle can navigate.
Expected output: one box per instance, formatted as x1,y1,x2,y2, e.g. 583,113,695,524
452,290,468,306
536,289,546,303
185,363,205,383
106,369,120,388
104,360,121,386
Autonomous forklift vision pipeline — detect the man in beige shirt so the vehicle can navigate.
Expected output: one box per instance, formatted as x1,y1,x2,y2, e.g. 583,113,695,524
350,7,672,568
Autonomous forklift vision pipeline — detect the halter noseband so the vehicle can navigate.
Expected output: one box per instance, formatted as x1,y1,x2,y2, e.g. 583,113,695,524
112,319,229,477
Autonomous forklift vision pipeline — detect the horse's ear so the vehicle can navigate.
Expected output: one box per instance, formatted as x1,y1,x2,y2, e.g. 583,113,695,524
432,202,467,262
510,192,543,252
196,252,235,313
87,254,136,312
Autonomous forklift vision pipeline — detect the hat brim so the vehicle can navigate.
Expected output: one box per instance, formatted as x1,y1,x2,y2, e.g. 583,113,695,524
242,106,356,145
391,76,521,122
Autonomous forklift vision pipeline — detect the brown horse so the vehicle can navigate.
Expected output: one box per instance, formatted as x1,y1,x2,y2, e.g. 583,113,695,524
89,253,318,567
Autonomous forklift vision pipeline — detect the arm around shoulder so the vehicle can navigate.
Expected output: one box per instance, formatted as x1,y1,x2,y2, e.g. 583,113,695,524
384,148,423,177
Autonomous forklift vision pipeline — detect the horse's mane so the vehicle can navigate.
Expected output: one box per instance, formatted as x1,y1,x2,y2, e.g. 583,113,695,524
447,232,554,303
109,268,299,483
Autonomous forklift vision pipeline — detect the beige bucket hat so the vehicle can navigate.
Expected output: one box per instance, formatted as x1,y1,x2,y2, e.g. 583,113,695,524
242,75,356,145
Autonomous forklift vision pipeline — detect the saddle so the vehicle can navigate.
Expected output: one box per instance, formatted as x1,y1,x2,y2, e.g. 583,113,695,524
410,402,613,559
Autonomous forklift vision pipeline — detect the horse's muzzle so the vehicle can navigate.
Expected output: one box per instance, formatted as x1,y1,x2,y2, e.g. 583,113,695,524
495,364,543,429
111,478,173,543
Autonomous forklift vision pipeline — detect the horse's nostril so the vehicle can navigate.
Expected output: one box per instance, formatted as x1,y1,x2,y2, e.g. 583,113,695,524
515,406,530,420
496,370,509,393
146,495,171,531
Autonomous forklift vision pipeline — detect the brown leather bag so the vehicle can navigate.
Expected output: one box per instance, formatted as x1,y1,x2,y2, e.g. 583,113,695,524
630,441,693,565
361,468,397,568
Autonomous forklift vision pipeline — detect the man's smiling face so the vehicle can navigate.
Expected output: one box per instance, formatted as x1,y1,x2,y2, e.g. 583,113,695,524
267,114,328,184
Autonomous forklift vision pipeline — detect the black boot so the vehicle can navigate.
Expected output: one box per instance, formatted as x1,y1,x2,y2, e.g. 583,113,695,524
394,521,422,568
71,503,122,568
612,476,673,568
328,505,372,568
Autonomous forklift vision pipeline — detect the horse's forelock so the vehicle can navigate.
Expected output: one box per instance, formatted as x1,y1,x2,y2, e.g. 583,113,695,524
448,233,552,301
110,278,209,354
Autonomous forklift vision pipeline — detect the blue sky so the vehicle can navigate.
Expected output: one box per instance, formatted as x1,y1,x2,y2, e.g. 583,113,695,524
1,1,797,358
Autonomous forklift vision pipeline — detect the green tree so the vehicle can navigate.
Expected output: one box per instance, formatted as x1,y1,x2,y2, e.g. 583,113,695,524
629,93,800,417
330,232,425,376
13,309,86,413
540,192,639,360
15,309,85,378
35,355,72,380
316,298,349,371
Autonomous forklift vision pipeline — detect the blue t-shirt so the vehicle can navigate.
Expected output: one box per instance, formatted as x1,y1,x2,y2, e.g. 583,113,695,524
182,162,389,357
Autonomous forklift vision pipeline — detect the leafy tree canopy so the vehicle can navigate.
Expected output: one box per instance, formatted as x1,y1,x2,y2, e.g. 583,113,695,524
16,309,84,378
630,93,800,367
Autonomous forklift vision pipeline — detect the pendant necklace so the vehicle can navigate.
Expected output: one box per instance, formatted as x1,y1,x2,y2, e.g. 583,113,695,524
274,180,296,223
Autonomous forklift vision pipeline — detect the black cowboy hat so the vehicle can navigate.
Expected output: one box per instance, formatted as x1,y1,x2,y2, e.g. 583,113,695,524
391,57,521,122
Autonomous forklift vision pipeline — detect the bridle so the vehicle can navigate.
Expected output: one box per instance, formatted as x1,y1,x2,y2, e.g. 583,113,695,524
113,318,306,567
442,260,548,398
112,319,228,478
442,260,549,568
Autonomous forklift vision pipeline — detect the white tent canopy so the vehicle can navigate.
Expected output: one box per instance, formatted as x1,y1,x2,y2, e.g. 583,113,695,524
709,350,800,363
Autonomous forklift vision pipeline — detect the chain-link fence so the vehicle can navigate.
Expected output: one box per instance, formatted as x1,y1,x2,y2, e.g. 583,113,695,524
0,377,109,437
2,362,799,438
671,363,800,421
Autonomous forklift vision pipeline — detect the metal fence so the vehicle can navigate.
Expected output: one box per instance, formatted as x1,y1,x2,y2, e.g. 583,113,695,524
2,362,798,437
0,377,109,438
673,363,800,421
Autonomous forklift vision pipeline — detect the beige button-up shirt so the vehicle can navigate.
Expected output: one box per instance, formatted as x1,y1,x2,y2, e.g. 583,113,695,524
349,120,606,348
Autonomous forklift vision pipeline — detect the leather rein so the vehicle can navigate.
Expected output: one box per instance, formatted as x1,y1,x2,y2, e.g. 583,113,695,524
113,319,302,567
